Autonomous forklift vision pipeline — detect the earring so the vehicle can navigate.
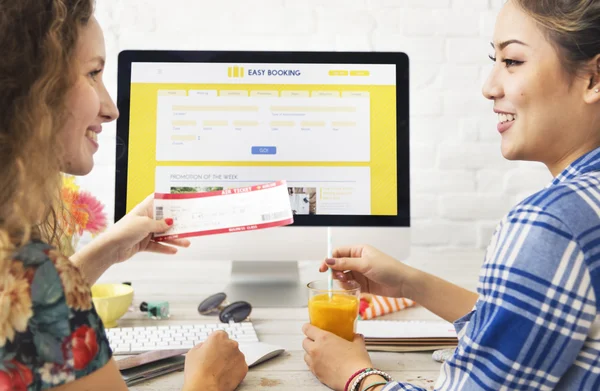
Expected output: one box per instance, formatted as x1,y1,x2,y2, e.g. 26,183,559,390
596,88,600,93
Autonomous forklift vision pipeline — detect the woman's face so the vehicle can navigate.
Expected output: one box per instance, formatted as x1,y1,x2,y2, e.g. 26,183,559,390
482,0,600,175
61,16,118,176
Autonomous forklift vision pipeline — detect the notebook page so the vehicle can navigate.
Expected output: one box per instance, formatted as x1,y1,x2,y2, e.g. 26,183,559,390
356,320,457,339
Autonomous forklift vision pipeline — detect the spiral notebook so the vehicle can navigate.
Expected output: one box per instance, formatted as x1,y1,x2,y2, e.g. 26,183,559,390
356,320,459,352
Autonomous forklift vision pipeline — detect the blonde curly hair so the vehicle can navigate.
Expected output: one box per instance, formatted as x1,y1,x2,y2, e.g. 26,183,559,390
0,0,95,265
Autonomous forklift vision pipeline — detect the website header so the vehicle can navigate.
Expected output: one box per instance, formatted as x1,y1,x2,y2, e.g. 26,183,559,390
131,62,396,85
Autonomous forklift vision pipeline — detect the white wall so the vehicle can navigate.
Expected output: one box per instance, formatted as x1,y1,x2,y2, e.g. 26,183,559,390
79,0,552,251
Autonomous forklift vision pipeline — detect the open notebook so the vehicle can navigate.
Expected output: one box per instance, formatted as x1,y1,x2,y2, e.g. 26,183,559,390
356,320,459,352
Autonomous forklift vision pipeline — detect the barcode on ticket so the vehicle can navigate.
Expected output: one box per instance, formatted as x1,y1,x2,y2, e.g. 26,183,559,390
261,210,289,222
155,206,164,220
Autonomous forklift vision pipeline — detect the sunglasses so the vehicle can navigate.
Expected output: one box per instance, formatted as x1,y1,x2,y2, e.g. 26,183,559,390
197,292,252,323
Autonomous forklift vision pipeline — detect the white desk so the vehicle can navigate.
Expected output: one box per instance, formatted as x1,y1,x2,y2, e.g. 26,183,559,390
98,248,484,390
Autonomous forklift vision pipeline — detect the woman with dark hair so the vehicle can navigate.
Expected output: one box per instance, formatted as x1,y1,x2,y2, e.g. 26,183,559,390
303,1,600,390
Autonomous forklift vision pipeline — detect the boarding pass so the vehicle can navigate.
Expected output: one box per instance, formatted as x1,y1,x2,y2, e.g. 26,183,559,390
152,180,294,241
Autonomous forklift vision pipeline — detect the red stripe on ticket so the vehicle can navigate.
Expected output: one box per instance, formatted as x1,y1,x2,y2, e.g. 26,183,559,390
154,180,286,200
153,218,294,242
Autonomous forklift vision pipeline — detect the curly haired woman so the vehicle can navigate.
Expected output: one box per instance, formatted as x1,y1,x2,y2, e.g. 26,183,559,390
0,1,248,390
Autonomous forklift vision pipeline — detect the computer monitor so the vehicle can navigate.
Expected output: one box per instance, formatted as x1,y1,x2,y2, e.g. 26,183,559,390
115,50,410,307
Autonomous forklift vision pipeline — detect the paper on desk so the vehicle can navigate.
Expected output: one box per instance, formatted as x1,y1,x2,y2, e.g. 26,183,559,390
357,320,457,339
153,180,294,241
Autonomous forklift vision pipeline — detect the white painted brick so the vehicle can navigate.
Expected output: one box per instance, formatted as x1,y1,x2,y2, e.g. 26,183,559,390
480,11,498,38
411,195,437,219
490,0,506,10
372,9,403,34
503,169,552,195
412,91,443,117
410,143,437,170
412,170,476,193
373,35,446,64
476,170,505,192
398,9,435,36
335,35,373,51
478,111,499,141
458,118,480,141
402,0,451,7
398,9,478,38
437,142,512,170
443,91,492,115
410,117,459,143
316,9,375,34
230,8,316,34
287,0,366,6
477,222,500,249
452,0,489,10
446,38,490,64
412,65,442,90
439,195,512,220
411,221,477,247
480,63,495,88
439,64,480,89
433,9,480,37
154,5,232,34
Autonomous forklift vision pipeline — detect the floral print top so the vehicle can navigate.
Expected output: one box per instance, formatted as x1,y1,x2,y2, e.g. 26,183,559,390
0,240,112,390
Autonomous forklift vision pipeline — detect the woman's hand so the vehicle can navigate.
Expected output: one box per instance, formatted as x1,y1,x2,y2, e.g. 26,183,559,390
319,245,414,299
183,331,248,391
302,323,373,391
105,194,190,264
71,194,190,284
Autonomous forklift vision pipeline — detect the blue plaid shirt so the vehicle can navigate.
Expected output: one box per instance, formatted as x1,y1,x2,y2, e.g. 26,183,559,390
384,147,600,391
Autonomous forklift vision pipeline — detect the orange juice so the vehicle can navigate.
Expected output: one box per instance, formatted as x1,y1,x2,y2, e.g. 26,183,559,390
308,293,359,341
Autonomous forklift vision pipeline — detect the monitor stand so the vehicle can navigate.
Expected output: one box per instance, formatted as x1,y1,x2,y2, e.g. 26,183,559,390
224,261,308,308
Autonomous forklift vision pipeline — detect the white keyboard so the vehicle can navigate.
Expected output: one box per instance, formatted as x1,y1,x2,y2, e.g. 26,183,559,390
106,322,259,355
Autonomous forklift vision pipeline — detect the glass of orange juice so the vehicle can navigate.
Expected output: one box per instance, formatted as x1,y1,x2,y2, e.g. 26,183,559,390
307,279,361,341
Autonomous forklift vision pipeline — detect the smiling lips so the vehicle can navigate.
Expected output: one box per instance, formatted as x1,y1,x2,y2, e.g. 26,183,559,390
85,129,98,143
86,125,101,145
496,111,517,134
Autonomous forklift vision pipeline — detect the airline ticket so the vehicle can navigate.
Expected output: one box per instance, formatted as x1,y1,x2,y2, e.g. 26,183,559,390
152,180,294,241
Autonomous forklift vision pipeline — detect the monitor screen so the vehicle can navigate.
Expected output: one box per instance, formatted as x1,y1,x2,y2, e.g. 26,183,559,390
115,51,409,227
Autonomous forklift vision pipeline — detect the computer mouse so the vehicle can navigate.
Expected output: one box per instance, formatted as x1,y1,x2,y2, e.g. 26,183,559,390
238,342,285,368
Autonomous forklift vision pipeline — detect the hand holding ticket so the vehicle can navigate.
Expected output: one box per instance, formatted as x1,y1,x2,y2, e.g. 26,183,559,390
153,180,294,241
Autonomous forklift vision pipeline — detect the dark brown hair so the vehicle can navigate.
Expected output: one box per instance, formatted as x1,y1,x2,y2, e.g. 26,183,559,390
0,0,94,264
514,0,600,78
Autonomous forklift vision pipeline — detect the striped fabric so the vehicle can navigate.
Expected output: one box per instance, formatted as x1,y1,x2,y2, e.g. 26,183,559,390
360,294,415,320
381,147,600,390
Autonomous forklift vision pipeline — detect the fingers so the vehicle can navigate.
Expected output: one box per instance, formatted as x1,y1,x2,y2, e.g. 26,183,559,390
304,353,313,368
302,323,323,341
332,246,365,259
210,329,230,340
326,257,366,273
152,217,174,233
160,238,191,248
145,241,179,255
353,333,365,345
302,337,314,354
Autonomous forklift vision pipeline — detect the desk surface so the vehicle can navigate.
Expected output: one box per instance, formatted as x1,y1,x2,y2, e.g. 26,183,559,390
99,248,484,391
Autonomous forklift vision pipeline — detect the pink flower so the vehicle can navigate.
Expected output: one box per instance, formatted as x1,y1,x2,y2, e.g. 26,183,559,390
76,191,107,235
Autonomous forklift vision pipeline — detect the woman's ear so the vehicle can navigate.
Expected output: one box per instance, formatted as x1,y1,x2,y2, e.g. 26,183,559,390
584,54,600,104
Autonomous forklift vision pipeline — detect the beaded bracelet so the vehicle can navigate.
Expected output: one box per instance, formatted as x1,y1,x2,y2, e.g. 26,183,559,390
350,368,394,391
344,368,370,391
363,382,389,391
